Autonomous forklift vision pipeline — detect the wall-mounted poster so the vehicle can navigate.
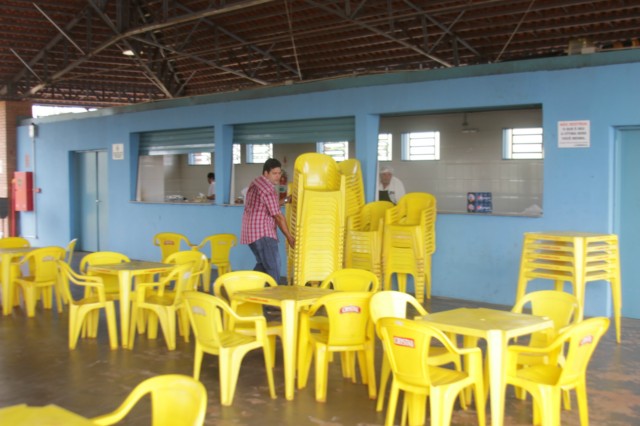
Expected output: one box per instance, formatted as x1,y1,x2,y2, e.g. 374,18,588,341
467,192,493,213
558,120,590,148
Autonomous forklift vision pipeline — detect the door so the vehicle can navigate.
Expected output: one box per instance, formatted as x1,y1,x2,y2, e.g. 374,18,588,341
73,151,108,251
615,128,640,319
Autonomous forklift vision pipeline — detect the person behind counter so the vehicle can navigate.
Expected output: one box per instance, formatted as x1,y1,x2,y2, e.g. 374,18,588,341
376,166,405,204
206,172,215,200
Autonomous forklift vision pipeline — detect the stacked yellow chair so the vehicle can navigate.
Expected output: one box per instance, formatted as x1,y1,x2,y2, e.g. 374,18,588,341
337,159,366,225
383,192,437,302
288,153,345,286
515,231,621,342
345,201,394,283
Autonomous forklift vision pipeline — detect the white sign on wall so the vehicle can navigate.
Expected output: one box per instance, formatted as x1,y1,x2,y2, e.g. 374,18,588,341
558,120,590,148
112,143,124,160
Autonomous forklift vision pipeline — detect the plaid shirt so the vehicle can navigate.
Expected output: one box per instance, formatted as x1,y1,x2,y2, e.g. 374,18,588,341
240,175,281,244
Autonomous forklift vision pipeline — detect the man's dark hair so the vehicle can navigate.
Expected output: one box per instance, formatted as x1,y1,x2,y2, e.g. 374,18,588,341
207,172,215,180
263,158,281,174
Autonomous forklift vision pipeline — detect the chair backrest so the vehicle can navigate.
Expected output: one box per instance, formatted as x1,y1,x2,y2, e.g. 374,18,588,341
21,246,66,281
196,234,237,264
80,251,130,273
213,270,277,317
319,268,380,292
362,201,394,232
92,374,207,426
378,317,457,388
387,192,436,226
512,290,582,346
65,238,77,264
309,292,373,346
557,317,609,387
154,264,193,300
165,251,208,289
58,260,103,304
183,291,234,349
370,291,427,327
153,232,191,261
0,237,30,248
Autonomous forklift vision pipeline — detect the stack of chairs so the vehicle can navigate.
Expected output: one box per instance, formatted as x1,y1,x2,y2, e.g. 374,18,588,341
287,153,345,286
344,201,394,283
337,159,366,223
383,192,437,302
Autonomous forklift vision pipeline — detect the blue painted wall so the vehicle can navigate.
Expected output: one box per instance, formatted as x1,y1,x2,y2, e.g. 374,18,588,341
16,50,640,316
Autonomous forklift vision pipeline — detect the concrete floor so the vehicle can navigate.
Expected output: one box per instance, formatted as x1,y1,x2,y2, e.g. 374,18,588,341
0,253,639,425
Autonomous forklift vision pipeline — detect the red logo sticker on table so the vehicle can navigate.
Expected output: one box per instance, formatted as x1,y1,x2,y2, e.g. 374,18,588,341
340,305,361,314
579,335,593,346
393,336,415,348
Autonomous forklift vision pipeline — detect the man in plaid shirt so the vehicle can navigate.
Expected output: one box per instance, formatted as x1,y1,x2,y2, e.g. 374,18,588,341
241,158,295,283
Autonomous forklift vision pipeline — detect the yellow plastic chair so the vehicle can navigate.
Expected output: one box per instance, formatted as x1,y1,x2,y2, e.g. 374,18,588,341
128,264,193,350
298,292,376,402
509,290,582,403
345,201,394,282
370,291,464,413
505,317,610,426
212,271,281,364
192,233,237,291
383,193,437,302
13,246,66,317
65,238,77,264
183,291,276,406
165,250,209,291
80,251,130,297
58,261,118,350
153,232,193,262
0,237,30,248
378,317,486,426
512,290,582,354
319,268,380,292
91,374,207,426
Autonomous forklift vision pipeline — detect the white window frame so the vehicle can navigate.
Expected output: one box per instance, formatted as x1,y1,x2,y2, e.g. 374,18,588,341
232,144,241,164
503,127,544,159
317,141,349,161
246,143,273,164
378,133,392,161
401,131,440,160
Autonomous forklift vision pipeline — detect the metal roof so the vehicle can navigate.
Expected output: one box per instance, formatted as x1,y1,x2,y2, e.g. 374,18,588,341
1,0,638,107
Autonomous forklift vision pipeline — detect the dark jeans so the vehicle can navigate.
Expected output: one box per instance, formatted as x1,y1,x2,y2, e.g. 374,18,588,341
248,237,281,284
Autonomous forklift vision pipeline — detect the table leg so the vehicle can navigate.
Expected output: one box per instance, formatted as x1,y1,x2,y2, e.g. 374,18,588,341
1,254,11,316
486,330,507,426
119,271,133,349
280,299,297,400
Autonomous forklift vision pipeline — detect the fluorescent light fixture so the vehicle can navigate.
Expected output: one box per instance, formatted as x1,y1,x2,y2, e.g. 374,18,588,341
122,49,135,56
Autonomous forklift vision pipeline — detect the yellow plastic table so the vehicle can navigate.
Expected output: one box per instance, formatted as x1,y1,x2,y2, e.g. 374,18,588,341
89,260,173,348
0,247,35,316
417,307,553,426
0,404,94,425
232,285,334,400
